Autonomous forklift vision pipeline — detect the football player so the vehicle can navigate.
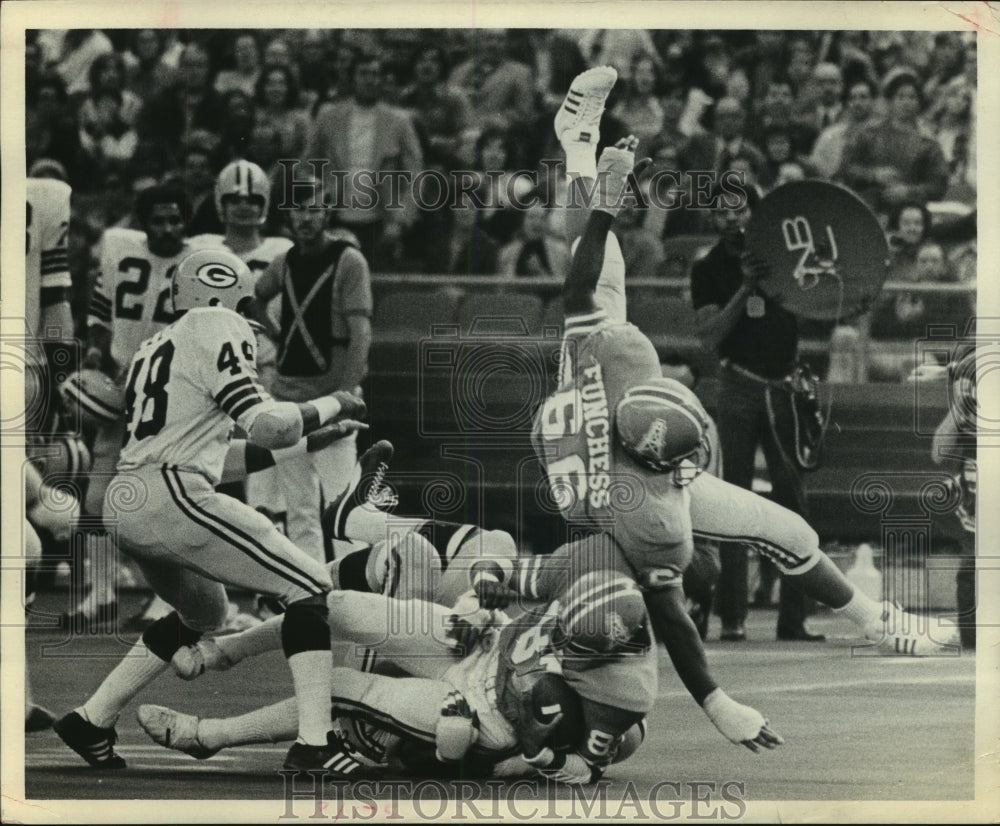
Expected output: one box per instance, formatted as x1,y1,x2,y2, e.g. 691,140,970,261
25,176,74,351
190,160,294,534
53,248,367,774
137,564,645,781
536,67,957,734
61,184,197,628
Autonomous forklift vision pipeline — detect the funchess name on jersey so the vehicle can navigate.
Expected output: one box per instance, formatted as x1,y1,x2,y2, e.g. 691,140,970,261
581,363,611,509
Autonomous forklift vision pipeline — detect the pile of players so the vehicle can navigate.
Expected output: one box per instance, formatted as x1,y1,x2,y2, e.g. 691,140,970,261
38,67,960,783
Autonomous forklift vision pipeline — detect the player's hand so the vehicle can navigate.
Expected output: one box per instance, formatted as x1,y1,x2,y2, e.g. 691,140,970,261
305,420,369,452
702,688,784,752
436,690,480,761
443,613,484,655
740,251,770,289
473,573,515,609
330,390,366,421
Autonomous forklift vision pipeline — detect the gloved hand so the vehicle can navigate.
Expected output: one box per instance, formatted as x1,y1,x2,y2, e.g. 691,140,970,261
330,390,366,421
306,420,369,452
473,572,515,610
702,688,784,753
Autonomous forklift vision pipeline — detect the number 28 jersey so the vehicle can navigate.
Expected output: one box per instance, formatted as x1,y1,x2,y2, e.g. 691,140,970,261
117,307,275,485
531,309,662,528
88,228,202,375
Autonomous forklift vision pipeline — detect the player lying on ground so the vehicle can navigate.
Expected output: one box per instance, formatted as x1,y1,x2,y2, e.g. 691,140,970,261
53,248,369,773
544,67,959,675
139,557,648,782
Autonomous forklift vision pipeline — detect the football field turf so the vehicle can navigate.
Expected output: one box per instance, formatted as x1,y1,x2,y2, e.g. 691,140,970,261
20,591,976,807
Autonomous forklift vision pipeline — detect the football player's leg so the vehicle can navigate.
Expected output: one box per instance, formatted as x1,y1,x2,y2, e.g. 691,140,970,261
273,448,326,564
313,427,360,559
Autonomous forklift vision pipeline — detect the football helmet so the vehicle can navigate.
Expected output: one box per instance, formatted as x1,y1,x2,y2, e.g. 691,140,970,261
28,434,92,476
214,160,270,225
615,377,712,486
555,571,649,661
172,248,255,315
59,369,125,427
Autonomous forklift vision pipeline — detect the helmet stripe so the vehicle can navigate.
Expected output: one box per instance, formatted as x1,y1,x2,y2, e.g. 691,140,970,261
562,575,637,630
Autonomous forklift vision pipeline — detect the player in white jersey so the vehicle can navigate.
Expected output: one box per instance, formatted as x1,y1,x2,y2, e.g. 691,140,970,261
58,185,198,628
53,248,369,774
25,177,74,353
190,160,294,534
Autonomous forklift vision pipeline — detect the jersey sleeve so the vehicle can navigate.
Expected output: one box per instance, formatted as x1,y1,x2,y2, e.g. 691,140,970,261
337,247,373,318
39,181,72,291
511,535,628,601
200,311,276,431
87,270,113,330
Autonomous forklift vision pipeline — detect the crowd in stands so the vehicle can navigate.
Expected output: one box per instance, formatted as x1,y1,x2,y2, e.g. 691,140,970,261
26,27,977,380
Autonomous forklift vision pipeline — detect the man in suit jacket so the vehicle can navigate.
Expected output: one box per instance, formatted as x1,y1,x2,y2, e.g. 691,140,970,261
308,52,423,272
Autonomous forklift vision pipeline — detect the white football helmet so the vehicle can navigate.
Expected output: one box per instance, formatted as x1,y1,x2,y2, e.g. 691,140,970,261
171,248,255,315
214,160,270,225
59,369,125,427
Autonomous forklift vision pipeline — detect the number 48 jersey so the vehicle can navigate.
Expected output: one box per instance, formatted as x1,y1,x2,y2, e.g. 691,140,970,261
88,228,203,377
117,307,275,485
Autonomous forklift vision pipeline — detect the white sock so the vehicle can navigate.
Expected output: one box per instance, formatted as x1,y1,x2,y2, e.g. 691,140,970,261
287,650,333,746
91,532,117,606
141,594,172,621
199,698,298,749
562,140,598,180
833,589,883,629
215,614,283,664
81,641,169,729
344,508,426,548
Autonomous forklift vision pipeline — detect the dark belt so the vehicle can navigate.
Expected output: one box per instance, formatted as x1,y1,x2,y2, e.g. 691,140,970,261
720,359,789,387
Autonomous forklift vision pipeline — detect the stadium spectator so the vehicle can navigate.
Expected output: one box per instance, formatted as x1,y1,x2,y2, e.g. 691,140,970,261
212,89,256,166
448,29,536,131
170,133,220,236
398,45,471,172
886,201,932,281
262,35,296,79
749,76,818,157
76,53,141,186
520,29,588,112
136,42,227,166
680,96,765,176
470,125,529,249
929,76,973,197
214,32,262,97
759,125,818,190
646,81,690,159
785,35,817,99
444,199,499,276
251,64,310,173
840,71,949,214
295,30,333,114
795,62,844,133
731,30,788,102
37,29,114,99
611,53,665,149
123,29,178,102
498,204,570,279
690,187,823,643
922,32,967,108
26,75,81,185
808,77,879,179
308,52,423,272
577,28,662,80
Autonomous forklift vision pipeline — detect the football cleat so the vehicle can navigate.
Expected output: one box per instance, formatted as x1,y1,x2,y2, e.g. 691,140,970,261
53,710,126,769
864,601,961,656
322,440,396,541
171,638,235,681
554,66,618,145
25,704,56,733
283,732,383,778
137,704,219,760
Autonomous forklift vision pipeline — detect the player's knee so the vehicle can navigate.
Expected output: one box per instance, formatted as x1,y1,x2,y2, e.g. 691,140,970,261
142,611,204,662
758,515,820,575
381,533,441,600
282,596,331,656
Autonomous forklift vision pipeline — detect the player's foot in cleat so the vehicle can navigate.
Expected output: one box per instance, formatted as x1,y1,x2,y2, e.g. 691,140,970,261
53,710,126,769
864,601,960,656
554,66,618,145
171,638,235,681
284,732,383,778
137,704,219,760
322,440,396,541
25,704,56,733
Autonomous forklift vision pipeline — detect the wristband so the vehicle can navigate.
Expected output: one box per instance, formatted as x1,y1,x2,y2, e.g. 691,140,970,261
311,396,341,425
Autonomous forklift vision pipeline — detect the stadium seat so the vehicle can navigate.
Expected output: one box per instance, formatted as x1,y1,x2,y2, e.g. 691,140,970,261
457,292,545,337
374,289,462,338
656,234,716,280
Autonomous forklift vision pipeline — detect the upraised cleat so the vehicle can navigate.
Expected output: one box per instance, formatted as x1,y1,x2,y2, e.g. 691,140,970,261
25,704,55,733
864,601,961,656
322,440,396,541
171,638,235,681
54,710,126,769
137,704,219,760
554,66,618,145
